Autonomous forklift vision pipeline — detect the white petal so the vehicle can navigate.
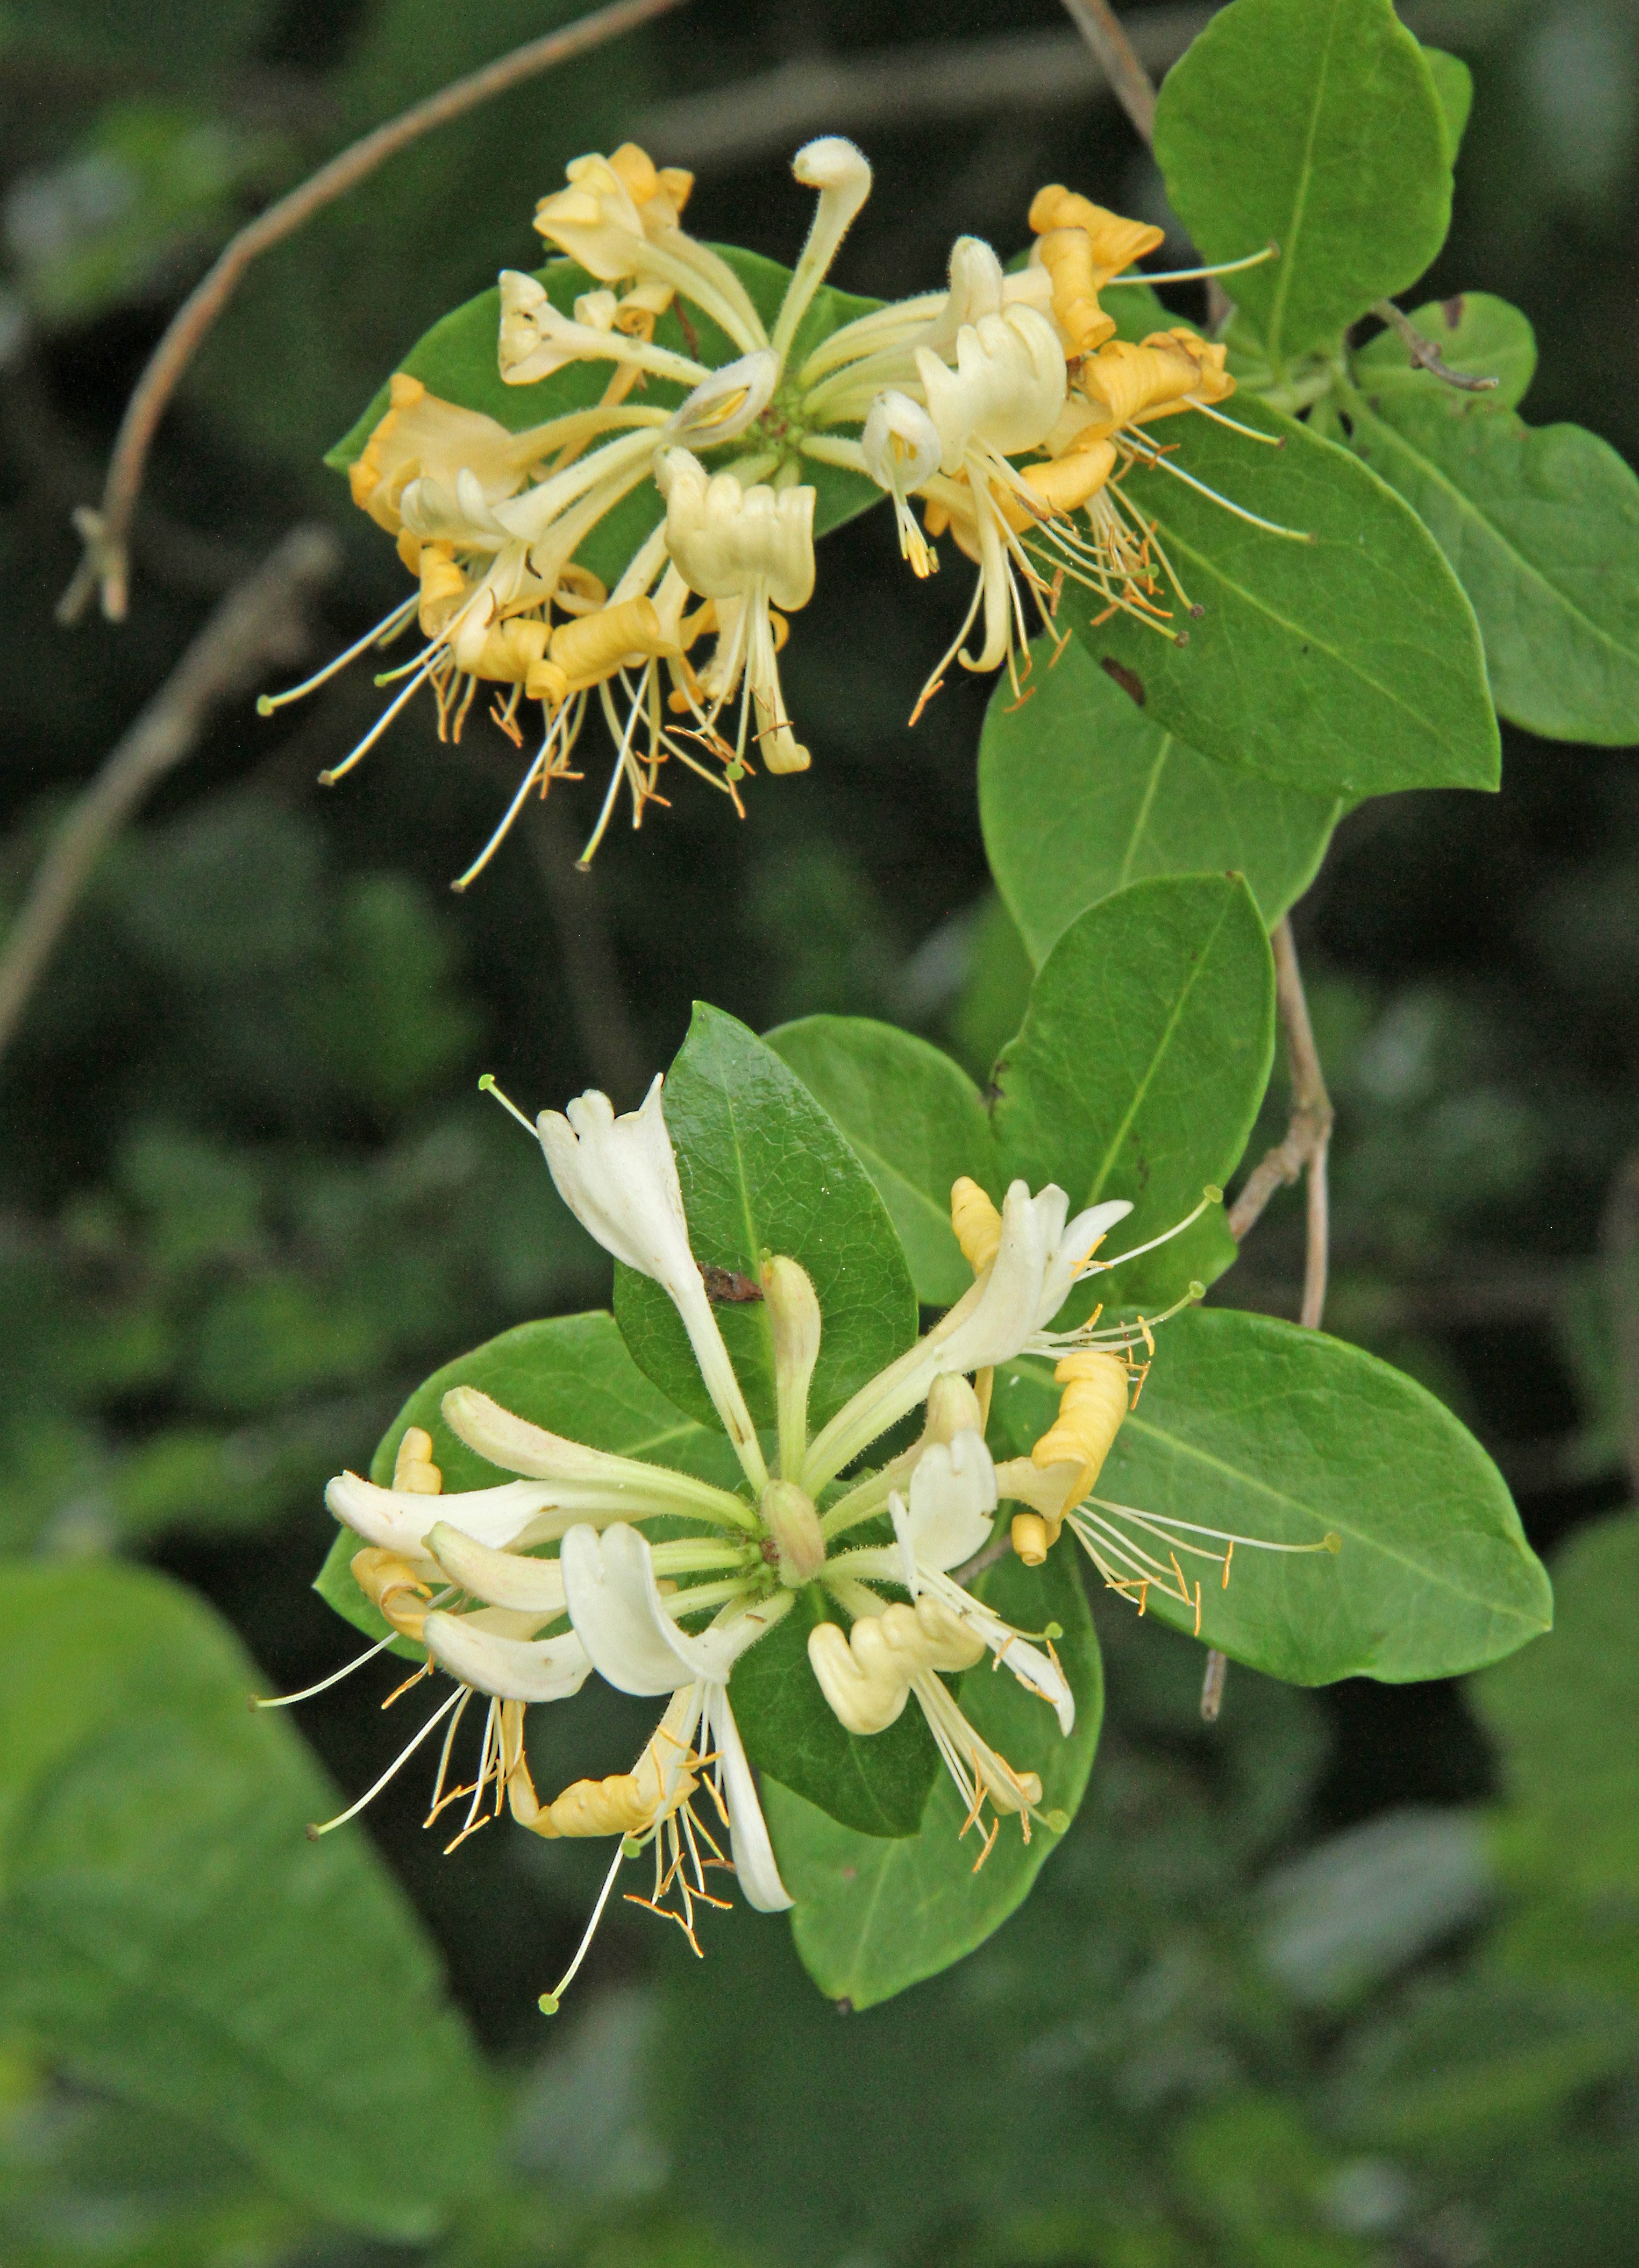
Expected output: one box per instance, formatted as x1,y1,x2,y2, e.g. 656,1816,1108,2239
707,1684,792,1911
440,1385,747,1526
560,1523,687,1696
424,1523,566,1615
907,1428,997,1571
422,1611,591,1702
325,1470,553,1561
1036,1197,1135,1325
936,1181,1070,1373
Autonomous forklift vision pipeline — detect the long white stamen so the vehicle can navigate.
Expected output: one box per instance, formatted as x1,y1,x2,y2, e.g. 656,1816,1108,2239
250,1630,401,1709
318,655,441,785
539,1839,630,2014
477,1073,537,1135
1106,244,1277,286
256,596,419,714
1093,1189,1221,1274
1125,442,1314,539
307,1685,464,1837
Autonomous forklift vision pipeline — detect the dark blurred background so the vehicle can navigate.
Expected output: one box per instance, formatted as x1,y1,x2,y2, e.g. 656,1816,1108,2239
2,2,1638,2262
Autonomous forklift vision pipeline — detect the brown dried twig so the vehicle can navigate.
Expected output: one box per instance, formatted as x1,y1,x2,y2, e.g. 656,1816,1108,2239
0,528,340,1068
1058,0,1158,142
56,0,690,628
1371,298,1500,393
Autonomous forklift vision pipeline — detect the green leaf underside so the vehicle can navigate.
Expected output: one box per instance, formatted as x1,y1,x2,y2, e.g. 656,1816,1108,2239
324,245,883,588
992,876,1275,1310
768,1544,1102,2008
1421,46,1474,161
766,1016,1000,1307
0,1559,495,2237
615,1004,919,1435
1342,389,1639,745
1075,395,1500,800
315,1310,743,1654
980,632,1338,957
1354,292,1538,412
991,1306,1551,1684
1155,0,1451,367
732,1583,939,1838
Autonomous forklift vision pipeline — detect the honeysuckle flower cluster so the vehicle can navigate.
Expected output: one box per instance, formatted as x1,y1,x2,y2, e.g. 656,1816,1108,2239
260,137,1286,875
268,1077,1228,2002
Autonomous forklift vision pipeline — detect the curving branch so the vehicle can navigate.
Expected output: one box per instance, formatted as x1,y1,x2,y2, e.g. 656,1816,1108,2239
55,0,690,629
1059,0,1159,142
1,528,340,1068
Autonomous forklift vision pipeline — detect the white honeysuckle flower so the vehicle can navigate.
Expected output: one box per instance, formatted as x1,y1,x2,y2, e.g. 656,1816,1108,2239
422,1613,593,1703
938,1181,1137,1372
769,137,873,366
658,447,816,775
497,269,714,390
441,1383,756,1530
535,1077,767,1487
863,390,942,577
665,350,780,445
920,234,1007,357
325,1469,560,1569
559,1522,793,1914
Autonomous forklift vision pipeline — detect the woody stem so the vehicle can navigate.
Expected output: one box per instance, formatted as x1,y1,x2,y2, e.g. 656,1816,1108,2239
1058,0,1158,143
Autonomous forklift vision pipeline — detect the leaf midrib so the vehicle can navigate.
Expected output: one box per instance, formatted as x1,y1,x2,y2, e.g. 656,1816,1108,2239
1087,889,1237,1203
1122,1405,1547,1625
1348,394,1639,672
1265,0,1346,366
1117,735,1174,889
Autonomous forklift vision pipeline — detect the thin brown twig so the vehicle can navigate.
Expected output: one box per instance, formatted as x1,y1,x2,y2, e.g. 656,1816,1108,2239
0,528,340,1067
1371,298,1500,393
55,0,690,628
1058,0,1158,143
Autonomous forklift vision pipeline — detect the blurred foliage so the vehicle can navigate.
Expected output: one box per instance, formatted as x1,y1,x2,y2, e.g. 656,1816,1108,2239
2,0,1637,2261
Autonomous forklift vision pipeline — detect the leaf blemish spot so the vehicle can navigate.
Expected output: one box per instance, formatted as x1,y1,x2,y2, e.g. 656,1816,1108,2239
1100,658,1146,707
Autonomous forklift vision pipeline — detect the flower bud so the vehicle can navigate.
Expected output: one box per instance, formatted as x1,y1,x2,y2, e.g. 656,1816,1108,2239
761,1478,826,1588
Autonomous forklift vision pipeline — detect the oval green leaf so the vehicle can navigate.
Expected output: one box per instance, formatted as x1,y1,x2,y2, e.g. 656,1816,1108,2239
614,1003,920,1435
0,1558,496,2237
767,1015,1000,1306
314,1310,744,1651
992,876,1275,1309
1155,0,1452,367
767,1541,1102,2009
1003,1305,1552,1683
1342,387,1639,745
1078,396,1501,800
980,632,1338,959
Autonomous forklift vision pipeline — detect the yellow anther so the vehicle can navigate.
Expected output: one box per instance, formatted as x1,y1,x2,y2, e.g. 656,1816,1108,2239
392,1425,443,1495
350,1547,433,1639
1011,1511,1051,1567
1035,227,1118,355
1023,436,1118,516
951,1176,1003,1276
550,595,673,686
1027,186,1165,275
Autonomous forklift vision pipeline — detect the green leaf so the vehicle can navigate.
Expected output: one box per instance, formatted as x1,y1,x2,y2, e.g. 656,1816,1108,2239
731,1582,939,1839
768,1543,1102,2008
1155,0,1452,366
615,1004,919,1434
992,876,1275,1308
1077,395,1500,799
1353,291,1537,410
766,1015,999,1306
993,1306,1552,1683
324,246,883,587
315,1310,744,1652
1422,46,1474,160
980,632,1338,957
0,1558,496,2237
1340,386,1639,745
